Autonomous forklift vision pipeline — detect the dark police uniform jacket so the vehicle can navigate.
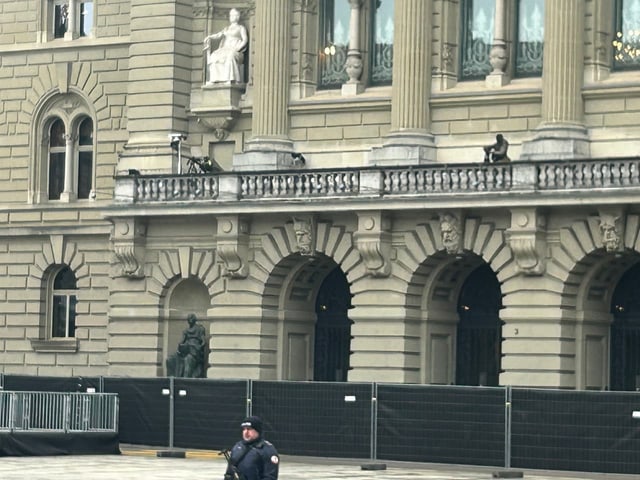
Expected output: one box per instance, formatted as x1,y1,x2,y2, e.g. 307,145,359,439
224,438,279,480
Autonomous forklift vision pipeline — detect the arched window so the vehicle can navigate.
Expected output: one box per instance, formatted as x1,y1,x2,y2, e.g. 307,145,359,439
41,111,95,203
51,266,78,338
77,118,94,199
48,118,66,200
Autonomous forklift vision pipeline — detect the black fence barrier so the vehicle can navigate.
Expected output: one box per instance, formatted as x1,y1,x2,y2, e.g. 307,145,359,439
102,377,170,447
2,374,101,393
511,388,640,474
2,374,640,475
174,378,247,450
376,384,505,466
252,381,372,458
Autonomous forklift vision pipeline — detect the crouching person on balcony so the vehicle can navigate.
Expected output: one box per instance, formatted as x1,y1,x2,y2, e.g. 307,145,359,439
224,416,279,480
483,134,510,163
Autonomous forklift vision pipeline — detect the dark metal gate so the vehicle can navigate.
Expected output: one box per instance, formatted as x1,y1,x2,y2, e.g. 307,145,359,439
314,267,353,382
610,262,640,391
456,264,503,386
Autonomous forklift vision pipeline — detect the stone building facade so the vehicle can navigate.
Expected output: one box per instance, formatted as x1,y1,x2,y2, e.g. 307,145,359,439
1,0,640,390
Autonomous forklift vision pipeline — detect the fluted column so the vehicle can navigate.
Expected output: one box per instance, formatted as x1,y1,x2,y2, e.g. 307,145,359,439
234,0,294,170
369,0,435,165
520,0,590,160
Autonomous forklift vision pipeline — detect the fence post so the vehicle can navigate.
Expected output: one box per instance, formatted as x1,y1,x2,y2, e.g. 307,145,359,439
370,383,378,461
168,377,175,449
504,386,512,469
246,379,252,417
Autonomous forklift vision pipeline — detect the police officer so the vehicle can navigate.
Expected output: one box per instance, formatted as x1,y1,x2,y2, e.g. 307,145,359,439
224,416,279,480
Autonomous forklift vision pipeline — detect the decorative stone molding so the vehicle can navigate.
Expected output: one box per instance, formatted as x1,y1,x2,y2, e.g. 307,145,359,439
438,211,463,255
292,216,315,256
597,208,625,253
505,208,547,275
110,217,147,278
216,215,249,278
354,212,391,277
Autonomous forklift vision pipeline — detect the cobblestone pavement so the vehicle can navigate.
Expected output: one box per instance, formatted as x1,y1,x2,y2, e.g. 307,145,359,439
0,447,635,480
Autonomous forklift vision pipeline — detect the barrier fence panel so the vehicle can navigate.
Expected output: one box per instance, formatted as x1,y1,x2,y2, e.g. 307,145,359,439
2,375,101,393
103,377,170,446
173,378,248,451
251,381,373,459
4,374,640,475
510,388,640,474
0,391,118,433
376,384,505,467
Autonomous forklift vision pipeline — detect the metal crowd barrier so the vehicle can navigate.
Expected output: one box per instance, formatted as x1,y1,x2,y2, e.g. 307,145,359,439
0,391,118,433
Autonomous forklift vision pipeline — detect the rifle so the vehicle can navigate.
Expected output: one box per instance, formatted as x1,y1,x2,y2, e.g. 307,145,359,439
221,448,245,480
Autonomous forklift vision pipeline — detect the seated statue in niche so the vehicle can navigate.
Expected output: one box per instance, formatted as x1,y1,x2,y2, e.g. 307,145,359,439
166,313,206,378
203,8,248,84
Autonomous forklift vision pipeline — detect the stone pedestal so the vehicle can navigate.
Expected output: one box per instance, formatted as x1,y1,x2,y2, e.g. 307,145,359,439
189,84,243,140
369,131,437,166
520,124,590,160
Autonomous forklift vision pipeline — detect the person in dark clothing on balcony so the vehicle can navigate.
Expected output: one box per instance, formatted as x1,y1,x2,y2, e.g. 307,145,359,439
223,416,279,480
483,134,510,163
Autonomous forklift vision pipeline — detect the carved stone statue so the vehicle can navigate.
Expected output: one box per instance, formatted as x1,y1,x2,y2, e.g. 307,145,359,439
599,213,622,252
166,313,206,378
203,8,248,84
440,213,462,255
293,217,314,256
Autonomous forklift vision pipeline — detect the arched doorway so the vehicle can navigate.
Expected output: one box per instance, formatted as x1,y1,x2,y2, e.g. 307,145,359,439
313,267,353,381
610,262,640,391
456,264,503,386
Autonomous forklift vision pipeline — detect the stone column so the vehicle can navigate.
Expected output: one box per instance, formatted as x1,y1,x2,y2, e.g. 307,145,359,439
64,0,78,40
342,0,364,96
60,133,76,202
486,0,509,88
117,0,191,175
234,0,294,171
520,0,590,160
369,0,436,165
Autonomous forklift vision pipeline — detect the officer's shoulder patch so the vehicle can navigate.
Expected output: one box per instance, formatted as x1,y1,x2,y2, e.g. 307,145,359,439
270,455,279,464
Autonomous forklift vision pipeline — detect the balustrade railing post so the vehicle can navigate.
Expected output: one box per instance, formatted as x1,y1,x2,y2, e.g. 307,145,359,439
219,175,241,201
511,163,538,192
115,175,138,203
359,170,383,197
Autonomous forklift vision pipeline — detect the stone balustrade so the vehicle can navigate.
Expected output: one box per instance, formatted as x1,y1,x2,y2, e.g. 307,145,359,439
114,158,640,204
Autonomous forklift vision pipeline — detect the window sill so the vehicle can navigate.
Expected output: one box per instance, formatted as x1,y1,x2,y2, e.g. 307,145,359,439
31,338,78,353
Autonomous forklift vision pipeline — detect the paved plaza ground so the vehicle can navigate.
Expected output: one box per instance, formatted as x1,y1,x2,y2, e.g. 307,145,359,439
0,446,636,480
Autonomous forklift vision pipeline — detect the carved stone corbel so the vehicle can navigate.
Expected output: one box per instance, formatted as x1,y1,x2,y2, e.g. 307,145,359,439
597,208,625,253
354,212,391,277
505,208,547,275
216,215,249,278
292,216,315,256
110,217,147,278
438,211,464,255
